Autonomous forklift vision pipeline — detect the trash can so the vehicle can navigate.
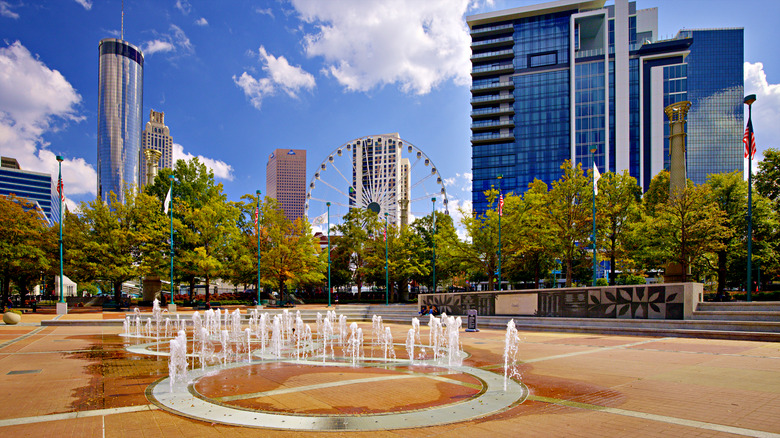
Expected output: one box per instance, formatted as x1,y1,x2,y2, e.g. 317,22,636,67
466,309,479,332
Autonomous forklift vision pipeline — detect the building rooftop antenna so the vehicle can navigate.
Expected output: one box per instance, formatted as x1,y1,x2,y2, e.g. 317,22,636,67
121,0,124,40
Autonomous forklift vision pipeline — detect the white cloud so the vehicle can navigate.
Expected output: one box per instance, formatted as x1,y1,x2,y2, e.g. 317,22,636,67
195,17,208,26
141,24,193,56
172,143,234,181
74,0,92,10
0,41,95,207
142,40,175,55
0,1,19,19
255,8,274,18
745,62,780,163
290,0,472,94
447,198,472,241
175,0,191,15
233,46,315,109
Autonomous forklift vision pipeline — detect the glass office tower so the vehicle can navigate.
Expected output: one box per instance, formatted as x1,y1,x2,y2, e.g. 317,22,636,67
468,0,743,215
97,38,144,204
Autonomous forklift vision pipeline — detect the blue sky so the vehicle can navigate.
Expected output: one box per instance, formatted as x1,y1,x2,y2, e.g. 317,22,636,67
0,0,778,222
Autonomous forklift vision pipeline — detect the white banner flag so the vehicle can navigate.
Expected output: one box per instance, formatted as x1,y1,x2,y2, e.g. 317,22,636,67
593,164,601,196
163,186,172,214
311,212,327,225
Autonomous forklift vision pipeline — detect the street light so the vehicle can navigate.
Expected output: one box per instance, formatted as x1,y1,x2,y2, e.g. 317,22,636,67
256,190,262,306
431,197,436,294
56,155,65,312
327,201,331,307
590,146,598,287
168,175,175,306
497,174,503,291
384,212,389,306
745,94,757,301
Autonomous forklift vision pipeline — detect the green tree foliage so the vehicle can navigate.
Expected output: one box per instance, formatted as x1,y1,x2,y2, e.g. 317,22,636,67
332,208,380,299
596,170,642,284
543,161,592,287
65,190,163,304
647,184,731,282
410,211,458,292
0,195,52,306
445,200,501,290
364,220,429,302
755,148,780,205
258,198,324,296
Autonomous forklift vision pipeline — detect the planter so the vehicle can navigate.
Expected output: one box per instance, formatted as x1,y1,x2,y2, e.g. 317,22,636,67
3,312,21,325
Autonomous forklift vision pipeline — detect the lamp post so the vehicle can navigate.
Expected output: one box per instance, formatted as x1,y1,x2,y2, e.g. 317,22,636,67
384,212,389,306
431,197,436,294
168,175,174,306
327,202,331,307
256,190,262,306
56,155,65,312
590,147,598,287
745,94,756,301
497,174,503,291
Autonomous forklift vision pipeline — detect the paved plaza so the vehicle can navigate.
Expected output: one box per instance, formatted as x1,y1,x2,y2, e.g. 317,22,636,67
0,308,778,437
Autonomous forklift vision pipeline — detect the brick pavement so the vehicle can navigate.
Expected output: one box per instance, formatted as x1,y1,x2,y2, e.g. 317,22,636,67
0,312,777,437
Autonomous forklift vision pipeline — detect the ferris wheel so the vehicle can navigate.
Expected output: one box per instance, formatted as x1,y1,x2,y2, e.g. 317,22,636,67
305,133,449,227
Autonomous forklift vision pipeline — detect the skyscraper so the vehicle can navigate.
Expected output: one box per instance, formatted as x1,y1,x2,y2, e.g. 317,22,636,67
266,149,307,223
468,0,743,215
0,156,60,225
350,133,411,227
140,110,173,187
97,38,144,204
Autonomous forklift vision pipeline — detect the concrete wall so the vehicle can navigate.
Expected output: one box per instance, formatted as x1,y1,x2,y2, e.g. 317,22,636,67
419,283,702,320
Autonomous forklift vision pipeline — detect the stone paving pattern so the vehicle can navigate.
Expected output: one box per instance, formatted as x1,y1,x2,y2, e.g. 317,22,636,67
0,308,778,437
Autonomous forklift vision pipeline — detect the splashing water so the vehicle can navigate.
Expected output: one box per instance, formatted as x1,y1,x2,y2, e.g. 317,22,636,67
503,319,522,391
168,330,188,391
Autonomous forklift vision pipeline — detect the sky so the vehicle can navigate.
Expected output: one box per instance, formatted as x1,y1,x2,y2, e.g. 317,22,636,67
0,0,778,225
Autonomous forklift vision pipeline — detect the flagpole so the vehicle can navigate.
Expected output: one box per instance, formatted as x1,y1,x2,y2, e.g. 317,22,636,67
431,197,436,294
168,175,174,306
384,212,389,306
56,155,65,310
327,202,331,307
497,174,502,292
256,190,262,306
591,147,598,286
744,94,756,301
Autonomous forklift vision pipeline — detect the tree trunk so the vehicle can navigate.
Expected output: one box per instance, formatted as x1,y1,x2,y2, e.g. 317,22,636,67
610,234,617,285
113,281,122,309
565,258,573,287
715,250,728,301
189,278,196,303
204,274,211,303
1,276,10,311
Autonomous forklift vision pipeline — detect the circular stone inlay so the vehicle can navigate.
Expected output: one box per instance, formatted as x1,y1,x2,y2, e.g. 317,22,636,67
146,358,528,431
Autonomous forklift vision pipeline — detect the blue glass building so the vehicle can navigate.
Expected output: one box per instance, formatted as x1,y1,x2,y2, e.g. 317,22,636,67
0,157,60,225
468,0,743,215
97,38,144,204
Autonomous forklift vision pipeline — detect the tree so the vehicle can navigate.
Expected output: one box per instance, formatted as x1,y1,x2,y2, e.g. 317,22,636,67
333,208,380,299
0,195,51,307
445,197,502,291
596,170,642,284
364,221,429,302
410,211,458,292
755,148,780,206
503,180,556,289
259,199,324,298
66,190,160,305
648,184,731,282
543,161,592,287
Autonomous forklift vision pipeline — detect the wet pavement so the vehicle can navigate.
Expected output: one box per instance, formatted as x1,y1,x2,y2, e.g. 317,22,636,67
0,310,778,437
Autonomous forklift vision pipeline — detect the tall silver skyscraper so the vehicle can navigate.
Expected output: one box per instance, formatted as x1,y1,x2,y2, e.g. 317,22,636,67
97,38,144,203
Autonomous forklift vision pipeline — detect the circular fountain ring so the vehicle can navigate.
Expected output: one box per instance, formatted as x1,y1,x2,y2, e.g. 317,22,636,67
146,358,527,431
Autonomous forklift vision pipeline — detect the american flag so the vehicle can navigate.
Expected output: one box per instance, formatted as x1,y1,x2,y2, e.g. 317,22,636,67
744,120,756,159
57,177,64,202
254,207,259,229
498,194,504,217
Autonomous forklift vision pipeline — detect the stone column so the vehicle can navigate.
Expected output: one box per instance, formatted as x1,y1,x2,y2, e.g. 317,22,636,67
143,149,163,187
664,101,691,283
664,101,691,196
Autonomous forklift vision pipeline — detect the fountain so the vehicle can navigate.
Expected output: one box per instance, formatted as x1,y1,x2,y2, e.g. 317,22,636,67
503,319,521,391
168,330,188,390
